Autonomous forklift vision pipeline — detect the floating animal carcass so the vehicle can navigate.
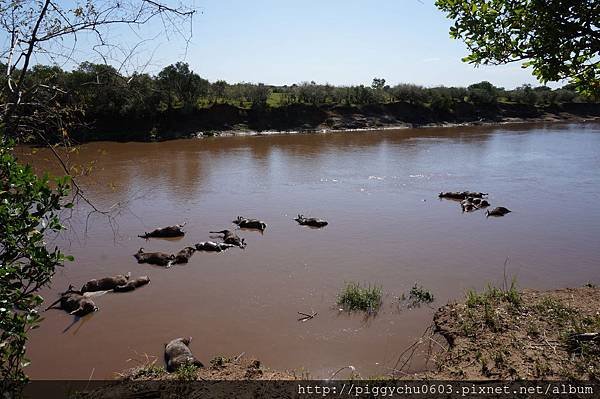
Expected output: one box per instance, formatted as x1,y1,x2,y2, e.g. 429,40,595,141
233,216,267,231
174,246,196,264
439,191,488,200
195,241,236,252
81,274,130,293
209,230,246,248
113,276,150,292
138,223,186,239
45,286,98,316
134,248,175,267
486,207,512,217
294,214,328,228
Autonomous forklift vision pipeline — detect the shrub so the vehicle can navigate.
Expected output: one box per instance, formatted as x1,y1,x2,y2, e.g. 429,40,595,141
0,138,72,393
174,363,199,381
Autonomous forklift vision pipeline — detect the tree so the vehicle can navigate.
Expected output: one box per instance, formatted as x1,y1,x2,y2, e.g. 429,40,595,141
247,83,270,108
0,1,196,393
1,0,196,139
0,137,72,393
436,0,600,97
211,80,228,103
467,81,499,105
157,62,208,110
371,78,386,91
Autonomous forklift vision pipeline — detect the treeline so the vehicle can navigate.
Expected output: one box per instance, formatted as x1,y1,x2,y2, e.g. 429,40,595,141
2,61,597,141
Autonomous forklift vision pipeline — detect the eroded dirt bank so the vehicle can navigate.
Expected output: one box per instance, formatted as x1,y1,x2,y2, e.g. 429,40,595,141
72,101,600,142
427,286,600,380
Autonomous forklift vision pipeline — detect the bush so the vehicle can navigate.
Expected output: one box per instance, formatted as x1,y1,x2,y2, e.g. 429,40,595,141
174,363,199,381
0,137,72,393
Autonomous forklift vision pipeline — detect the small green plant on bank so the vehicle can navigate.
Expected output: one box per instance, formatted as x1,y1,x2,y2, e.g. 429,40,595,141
337,282,382,312
409,284,435,304
465,278,522,310
174,363,199,381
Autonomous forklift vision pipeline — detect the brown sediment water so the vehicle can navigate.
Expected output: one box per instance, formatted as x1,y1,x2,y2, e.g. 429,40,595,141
20,122,600,379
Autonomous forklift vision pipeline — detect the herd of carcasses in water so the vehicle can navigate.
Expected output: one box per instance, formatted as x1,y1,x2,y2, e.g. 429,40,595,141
45,190,510,373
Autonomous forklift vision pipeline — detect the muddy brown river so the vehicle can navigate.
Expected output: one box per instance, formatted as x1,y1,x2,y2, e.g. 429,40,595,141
22,123,600,379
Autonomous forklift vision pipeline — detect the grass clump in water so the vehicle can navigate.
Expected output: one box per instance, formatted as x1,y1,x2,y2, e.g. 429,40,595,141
337,282,382,312
409,283,435,304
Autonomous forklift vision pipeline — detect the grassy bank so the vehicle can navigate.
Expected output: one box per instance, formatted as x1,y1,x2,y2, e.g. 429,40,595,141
431,285,600,379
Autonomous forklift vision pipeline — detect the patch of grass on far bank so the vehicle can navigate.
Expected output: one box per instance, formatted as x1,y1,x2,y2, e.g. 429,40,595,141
337,282,382,312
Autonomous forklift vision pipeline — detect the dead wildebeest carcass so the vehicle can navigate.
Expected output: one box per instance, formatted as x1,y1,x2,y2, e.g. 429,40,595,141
486,207,512,217
470,197,490,207
209,230,246,248
174,246,196,264
138,223,186,239
439,191,488,200
113,276,150,292
134,248,175,267
294,214,328,228
81,274,130,293
45,285,98,316
195,241,236,252
164,337,204,372
233,216,267,232
460,197,490,212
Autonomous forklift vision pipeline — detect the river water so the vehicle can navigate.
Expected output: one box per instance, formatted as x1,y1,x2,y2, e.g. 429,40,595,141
22,123,600,379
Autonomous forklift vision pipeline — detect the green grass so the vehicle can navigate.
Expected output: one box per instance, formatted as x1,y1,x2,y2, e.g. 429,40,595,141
337,282,382,312
127,364,165,380
266,92,287,107
465,279,522,310
409,284,435,304
174,363,199,381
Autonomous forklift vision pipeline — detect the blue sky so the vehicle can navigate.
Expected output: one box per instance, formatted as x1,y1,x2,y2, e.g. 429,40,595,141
32,0,555,89
164,0,547,89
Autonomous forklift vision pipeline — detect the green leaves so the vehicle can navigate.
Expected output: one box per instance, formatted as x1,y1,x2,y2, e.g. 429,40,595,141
0,137,71,390
436,0,599,98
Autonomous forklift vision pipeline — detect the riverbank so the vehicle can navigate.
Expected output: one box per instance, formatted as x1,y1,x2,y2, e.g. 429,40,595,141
427,285,600,380
100,284,600,385
72,101,600,142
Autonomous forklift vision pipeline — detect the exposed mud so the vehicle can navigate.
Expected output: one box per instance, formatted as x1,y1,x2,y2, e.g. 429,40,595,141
426,286,600,380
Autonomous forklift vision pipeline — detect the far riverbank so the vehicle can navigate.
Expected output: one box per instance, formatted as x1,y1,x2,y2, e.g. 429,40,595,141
71,101,600,143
